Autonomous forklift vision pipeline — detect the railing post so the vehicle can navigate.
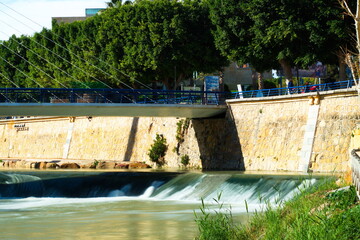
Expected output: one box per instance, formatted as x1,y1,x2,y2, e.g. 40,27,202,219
70,89,75,103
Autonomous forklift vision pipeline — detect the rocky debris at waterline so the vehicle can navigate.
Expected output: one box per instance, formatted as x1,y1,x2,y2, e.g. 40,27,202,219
60,162,80,169
0,160,152,170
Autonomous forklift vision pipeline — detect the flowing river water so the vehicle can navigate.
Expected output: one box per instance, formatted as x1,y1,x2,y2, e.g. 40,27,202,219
0,171,317,239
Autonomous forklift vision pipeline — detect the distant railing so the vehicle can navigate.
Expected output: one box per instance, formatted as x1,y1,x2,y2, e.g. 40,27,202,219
232,80,356,99
0,88,228,105
351,149,360,199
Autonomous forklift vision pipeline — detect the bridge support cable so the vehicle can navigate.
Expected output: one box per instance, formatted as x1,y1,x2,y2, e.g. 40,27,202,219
0,30,110,104
0,3,156,104
0,55,64,103
0,15,137,104
0,41,89,102
0,19,116,102
0,71,38,103
0,1,152,91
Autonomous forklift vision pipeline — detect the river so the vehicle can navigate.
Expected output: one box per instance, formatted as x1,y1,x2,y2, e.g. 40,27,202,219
0,170,316,239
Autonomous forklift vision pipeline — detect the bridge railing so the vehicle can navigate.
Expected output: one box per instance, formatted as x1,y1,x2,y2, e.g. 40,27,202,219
0,88,229,105
232,80,355,99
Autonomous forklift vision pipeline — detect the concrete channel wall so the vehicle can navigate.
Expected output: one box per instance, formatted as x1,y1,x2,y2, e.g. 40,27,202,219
0,89,359,172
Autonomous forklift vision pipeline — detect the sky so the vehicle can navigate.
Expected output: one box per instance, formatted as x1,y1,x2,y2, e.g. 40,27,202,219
0,0,107,41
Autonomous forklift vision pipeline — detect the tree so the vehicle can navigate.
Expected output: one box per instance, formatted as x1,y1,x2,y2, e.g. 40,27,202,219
0,0,228,90
339,0,360,92
0,35,31,87
208,0,349,84
106,0,122,8
99,0,228,89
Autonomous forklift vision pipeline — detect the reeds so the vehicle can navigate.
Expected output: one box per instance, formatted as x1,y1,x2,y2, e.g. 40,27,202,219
195,178,360,240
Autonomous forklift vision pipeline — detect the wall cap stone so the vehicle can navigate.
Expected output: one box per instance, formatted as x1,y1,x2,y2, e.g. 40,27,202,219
227,88,357,105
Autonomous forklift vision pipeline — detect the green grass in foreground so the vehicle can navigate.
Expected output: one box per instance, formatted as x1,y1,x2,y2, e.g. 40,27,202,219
195,178,360,240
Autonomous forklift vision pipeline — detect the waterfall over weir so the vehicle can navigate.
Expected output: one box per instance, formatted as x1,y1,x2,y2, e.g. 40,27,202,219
0,171,316,206
0,171,318,239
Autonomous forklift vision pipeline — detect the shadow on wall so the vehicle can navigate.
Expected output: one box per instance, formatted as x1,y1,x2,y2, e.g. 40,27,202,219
123,117,139,161
192,112,245,170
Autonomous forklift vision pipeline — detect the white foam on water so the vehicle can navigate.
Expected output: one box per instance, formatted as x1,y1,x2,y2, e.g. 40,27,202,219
0,172,41,184
139,186,155,198
107,184,132,197
0,196,139,210
0,172,319,214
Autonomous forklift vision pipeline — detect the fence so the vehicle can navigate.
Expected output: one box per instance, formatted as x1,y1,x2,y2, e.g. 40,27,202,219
0,88,228,105
232,80,355,99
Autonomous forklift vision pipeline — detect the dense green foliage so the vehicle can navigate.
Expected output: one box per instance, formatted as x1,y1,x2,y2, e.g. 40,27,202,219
0,0,354,89
0,0,227,89
180,154,190,167
195,178,360,240
148,134,168,166
207,0,351,80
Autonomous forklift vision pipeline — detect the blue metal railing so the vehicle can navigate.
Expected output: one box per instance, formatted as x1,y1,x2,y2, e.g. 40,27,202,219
0,80,356,105
232,80,356,99
0,88,228,105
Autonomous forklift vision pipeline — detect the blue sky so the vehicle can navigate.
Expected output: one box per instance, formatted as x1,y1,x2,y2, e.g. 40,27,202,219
0,0,107,41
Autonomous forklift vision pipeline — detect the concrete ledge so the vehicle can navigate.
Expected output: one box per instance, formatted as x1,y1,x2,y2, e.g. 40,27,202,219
227,88,358,104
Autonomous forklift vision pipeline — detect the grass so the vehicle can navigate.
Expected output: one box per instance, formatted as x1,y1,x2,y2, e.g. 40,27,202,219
195,178,360,240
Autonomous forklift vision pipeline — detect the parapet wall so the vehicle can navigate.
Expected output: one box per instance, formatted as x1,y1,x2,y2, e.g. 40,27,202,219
0,89,358,172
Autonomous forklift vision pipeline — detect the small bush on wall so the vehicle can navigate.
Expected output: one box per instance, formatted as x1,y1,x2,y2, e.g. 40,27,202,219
148,134,168,167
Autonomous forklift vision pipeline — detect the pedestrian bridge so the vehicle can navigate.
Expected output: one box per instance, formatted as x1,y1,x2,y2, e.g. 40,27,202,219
1,80,354,118
0,88,228,118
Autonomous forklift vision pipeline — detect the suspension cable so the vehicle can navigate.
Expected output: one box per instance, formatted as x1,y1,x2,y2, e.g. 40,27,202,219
0,4,156,103
0,55,64,103
0,1,153,90
0,71,39,103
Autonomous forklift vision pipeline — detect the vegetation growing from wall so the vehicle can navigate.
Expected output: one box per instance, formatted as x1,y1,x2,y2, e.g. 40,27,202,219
180,154,190,168
174,118,190,155
148,134,168,167
195,178,360,240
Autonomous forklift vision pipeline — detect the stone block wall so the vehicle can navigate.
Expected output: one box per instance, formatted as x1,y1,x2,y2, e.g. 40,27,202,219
229,100,309,171
228,91,360,172
0,116,239,170
0,90,358,172
311,95,360,172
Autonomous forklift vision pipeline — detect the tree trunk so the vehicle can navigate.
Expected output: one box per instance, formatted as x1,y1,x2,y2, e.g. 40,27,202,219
340,0,360,89
338,53,347,81
251,69,258,89
257,72,264,90
172,73,185,90
162,78,170,90
279,59,293,82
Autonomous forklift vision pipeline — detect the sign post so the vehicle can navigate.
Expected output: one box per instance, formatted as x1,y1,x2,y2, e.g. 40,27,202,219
204,76,220,104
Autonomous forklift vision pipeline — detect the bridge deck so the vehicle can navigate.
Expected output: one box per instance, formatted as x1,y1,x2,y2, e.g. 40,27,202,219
0,103,227,118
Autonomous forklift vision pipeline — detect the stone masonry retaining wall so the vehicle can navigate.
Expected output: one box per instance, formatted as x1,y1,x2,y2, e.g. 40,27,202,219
228,90,360,172
0,89,358,172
